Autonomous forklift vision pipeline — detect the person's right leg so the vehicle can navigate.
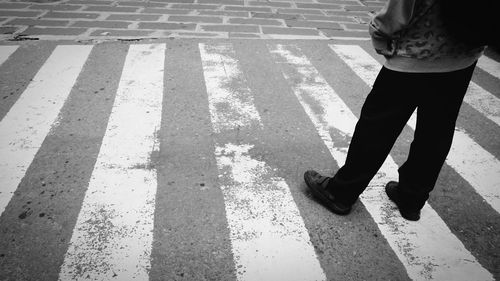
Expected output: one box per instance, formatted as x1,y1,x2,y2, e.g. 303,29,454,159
327,67,420,206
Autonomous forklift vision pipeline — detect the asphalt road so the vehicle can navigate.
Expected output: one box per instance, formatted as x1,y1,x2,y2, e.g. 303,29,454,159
0,39,499,281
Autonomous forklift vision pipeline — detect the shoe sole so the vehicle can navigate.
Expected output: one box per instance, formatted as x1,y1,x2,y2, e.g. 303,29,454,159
304,174,351,215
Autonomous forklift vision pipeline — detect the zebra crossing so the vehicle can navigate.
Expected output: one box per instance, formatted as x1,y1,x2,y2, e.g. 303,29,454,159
0,41,498,281
0,45,93,216
58,44,165,281
200,43,326,281
270,44,494,281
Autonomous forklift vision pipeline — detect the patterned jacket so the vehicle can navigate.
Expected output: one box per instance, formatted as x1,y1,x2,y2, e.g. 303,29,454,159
369,0,485,72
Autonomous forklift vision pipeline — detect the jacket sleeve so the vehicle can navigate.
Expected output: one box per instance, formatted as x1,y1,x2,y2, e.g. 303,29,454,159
369,0,417,56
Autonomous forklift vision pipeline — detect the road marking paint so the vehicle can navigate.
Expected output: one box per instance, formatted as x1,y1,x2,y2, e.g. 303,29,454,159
0,45,18,66
0,45,92,216
199,43,261,133
58,44,165,281
270,43,494,281
478,55,500,80
199,43,326,281
463,82,500,126
331,44,500,214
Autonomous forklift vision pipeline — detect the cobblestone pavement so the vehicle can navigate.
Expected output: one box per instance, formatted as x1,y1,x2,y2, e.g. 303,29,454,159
0,0,385,41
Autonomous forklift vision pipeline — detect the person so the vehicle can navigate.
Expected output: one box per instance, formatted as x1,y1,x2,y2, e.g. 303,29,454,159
303,0,487,221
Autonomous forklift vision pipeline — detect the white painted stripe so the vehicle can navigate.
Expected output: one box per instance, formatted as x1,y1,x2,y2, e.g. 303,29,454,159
0,45,92,216
0,45,18,66
478,55,500,80
58,44,165,281
199,43,326,281
331,44,500,214
270,44,494,281
463,82,500,126
198,43,261,133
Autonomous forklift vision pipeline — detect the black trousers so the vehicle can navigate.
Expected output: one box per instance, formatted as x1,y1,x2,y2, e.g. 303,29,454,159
329,63,476,210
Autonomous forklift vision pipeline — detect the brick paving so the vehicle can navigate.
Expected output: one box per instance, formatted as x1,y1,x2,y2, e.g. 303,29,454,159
0,0,386,40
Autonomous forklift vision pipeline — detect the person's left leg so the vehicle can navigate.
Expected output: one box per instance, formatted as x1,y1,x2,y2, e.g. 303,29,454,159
394,63,476,212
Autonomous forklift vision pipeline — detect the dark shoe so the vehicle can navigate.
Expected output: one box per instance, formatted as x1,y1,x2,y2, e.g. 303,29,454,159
304,170,351,215
385,181,421,221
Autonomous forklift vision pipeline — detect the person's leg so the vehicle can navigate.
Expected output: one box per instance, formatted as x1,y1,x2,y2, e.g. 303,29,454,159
326,67,420,206
396,63,476,211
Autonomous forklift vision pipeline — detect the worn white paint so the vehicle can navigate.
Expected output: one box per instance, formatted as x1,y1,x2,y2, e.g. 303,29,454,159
270,43,493,281
198,43,261,133
58,44,165,281
463,82,500,126
478,55,500,80
199,43,326,281
0,45,92,216
332,44,500,214
0,45,18,66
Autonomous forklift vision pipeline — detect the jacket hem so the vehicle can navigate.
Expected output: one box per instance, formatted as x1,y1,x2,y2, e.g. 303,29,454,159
383,53,482,73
